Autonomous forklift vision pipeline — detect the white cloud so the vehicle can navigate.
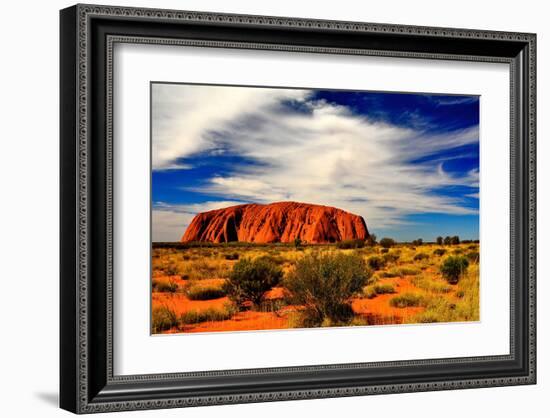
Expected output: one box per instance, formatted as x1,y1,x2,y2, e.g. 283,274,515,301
152,210,193,242
152,83,308,170
152,84,479,238
154,163,193,171
430,96,479,106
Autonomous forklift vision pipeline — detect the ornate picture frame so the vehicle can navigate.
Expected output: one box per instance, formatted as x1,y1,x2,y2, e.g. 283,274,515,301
60,4,536,414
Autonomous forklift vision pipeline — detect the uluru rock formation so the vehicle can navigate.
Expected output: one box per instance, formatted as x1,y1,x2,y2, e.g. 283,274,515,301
181,202,369,244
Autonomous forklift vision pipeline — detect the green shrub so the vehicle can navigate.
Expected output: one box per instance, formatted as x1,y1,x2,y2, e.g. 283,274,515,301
257,298,287,313
185,285,226,300
379,238,396,249
181,259,231,280
378,266,419,278
378,268,399,278
336,239,366,249
373,283,396,294
293,237,303,249
411,276,452,293
366,234,377,246
363,286,378,299
154,279,178,293
163,265,179,276
152,306,178,333
257,254,286,266
415,312,442,323
284,252,373,326
356,246,376,256
223,257,283,309
440,256,469,284
466,251,480,263
382,252,400,264
398,267,421,276
389,293,425,308
433,248,447,256
224,253,239,260
367,256,386,270
380,248,389,254
413,252,429,261
180,305,237,324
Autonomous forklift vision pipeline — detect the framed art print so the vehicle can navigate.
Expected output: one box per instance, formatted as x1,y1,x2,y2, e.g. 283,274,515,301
60,4,536,414
150,83,482,334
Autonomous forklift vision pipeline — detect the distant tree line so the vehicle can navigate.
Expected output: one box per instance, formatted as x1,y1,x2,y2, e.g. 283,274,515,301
437,236,460,245
364,235,479,246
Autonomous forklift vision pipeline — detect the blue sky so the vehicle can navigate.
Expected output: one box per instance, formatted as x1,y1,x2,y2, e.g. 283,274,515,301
152,83,479,242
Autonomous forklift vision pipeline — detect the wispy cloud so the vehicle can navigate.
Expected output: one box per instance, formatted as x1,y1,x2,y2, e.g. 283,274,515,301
152,83,308,170
152,84,479,240
428,95,479,106
154,163,193,171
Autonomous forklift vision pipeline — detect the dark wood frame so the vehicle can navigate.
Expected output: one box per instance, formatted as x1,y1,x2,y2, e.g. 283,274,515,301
60,3,536,414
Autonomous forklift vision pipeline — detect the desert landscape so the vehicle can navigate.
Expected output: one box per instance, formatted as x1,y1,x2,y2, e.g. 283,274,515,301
151,85,480,335
152,202,479,334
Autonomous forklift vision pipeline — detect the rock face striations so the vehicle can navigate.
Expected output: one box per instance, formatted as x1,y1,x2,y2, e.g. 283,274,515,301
181,202,369,244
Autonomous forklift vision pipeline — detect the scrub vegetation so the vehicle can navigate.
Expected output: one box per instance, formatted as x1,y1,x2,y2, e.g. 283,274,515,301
151,240,480,333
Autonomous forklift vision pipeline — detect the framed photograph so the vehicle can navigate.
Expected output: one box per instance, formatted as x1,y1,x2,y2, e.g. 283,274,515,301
60,4,536,414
